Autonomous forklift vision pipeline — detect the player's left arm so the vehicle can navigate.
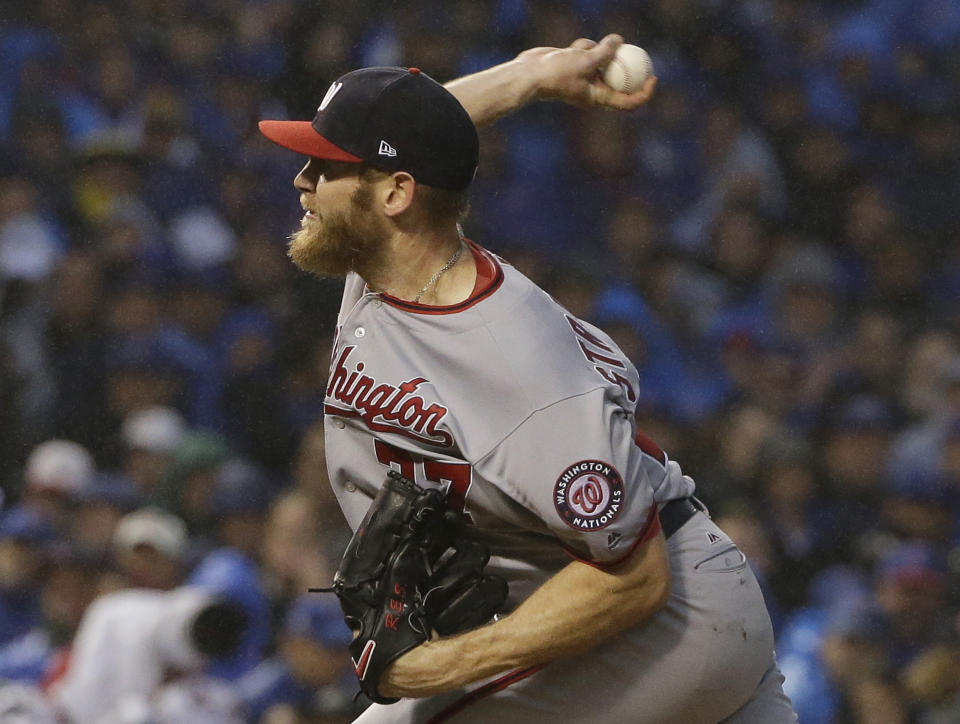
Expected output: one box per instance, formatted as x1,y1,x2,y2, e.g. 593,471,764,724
444,34,656,128
380,529,670,698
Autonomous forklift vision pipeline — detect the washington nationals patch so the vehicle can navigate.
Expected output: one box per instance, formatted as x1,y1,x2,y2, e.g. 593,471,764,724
554,461,624,531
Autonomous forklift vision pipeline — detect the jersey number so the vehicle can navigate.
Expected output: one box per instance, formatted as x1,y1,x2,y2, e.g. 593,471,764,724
374,440,474,523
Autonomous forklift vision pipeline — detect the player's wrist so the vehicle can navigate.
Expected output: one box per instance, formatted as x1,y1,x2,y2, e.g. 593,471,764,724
381,639,471,698
493,57,543,106
516,48,596,106
505,52,558,103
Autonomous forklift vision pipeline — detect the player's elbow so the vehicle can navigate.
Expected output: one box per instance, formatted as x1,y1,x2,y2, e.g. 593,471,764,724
649,570,671,611
616,533,671,623
608,573,669,637
647,541,671,612
624,562,670,620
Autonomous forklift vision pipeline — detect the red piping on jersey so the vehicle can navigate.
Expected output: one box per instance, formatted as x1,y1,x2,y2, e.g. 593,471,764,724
378,240,504,315
634,429,667,465
426,664,545,723
563,503,662,570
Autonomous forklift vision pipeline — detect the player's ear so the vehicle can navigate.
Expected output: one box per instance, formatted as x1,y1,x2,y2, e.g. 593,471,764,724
381,172,416,217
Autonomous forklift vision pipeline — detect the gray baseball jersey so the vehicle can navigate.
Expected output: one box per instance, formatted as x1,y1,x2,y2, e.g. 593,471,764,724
325,242,797,723
326,241,692,600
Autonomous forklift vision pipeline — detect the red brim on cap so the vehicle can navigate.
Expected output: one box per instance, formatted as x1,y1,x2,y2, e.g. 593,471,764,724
258,120,362,162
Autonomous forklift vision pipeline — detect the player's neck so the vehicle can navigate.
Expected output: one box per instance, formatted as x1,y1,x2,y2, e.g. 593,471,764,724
369,226,477,306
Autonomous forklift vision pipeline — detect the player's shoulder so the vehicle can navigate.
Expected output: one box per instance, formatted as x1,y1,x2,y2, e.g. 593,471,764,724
476,255,638,402
475,251,565,320
482,255,604,347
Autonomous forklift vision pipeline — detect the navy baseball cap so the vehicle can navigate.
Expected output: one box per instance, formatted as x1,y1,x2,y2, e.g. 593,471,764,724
259,67,479,191
0,505,56,544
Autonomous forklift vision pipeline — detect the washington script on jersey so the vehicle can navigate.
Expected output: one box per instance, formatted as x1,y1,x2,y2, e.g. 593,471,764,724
324,346,454,447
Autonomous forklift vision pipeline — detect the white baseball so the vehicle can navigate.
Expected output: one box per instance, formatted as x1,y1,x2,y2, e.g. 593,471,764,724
602,44,653,94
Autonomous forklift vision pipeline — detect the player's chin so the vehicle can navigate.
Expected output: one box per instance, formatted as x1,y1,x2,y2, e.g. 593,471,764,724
287,227,312,263
287,228,349,277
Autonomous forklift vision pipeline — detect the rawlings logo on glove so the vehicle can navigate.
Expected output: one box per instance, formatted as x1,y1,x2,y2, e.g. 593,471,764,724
312,470,508,704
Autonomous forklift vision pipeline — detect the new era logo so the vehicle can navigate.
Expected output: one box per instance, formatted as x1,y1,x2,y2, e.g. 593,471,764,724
379,140,397,157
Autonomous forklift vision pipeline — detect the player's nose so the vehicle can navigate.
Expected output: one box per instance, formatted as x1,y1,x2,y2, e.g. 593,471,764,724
294,161,316,193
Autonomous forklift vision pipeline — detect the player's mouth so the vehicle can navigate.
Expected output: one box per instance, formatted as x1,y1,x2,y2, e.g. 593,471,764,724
300,195,320,223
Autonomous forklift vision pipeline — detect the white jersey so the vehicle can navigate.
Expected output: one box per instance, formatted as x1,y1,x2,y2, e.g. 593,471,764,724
324,241,694,607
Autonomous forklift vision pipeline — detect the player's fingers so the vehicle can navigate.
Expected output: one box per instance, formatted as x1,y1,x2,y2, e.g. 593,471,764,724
589,75,657,109
632,75,657,104
596,33,625,48
587,83,606,106
616,76,657,109
616,76,658,109
570,37,597,50
584,33,623,69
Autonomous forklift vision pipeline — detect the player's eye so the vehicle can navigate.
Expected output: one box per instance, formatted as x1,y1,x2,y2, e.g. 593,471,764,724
321,161,360,180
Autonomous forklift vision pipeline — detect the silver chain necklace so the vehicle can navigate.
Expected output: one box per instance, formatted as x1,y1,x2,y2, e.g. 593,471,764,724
413,233,465,303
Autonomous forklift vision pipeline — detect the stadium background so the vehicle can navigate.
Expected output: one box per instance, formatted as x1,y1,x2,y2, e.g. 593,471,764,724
1,0,960,721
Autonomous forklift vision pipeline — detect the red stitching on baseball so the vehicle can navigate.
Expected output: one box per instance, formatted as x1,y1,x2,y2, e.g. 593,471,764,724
613,56,632,93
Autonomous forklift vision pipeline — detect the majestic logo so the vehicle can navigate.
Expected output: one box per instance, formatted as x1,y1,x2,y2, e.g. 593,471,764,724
706,531,722,545
318,81,343,112
378,140,397,157
554,460,624,531
325,346,453,446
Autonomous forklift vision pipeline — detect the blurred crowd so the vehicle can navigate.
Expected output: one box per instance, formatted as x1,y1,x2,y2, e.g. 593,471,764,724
1,0,960,722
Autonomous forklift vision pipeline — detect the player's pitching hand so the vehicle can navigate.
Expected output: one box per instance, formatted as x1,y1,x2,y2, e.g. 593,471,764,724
518,34,656,110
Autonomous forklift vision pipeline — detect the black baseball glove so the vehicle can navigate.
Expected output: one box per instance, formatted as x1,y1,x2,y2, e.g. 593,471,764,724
313,470,508,704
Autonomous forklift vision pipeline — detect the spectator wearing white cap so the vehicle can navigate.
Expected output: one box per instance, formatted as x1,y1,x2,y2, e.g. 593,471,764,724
21,439,94,527
120,405,187,497
112,507,189,590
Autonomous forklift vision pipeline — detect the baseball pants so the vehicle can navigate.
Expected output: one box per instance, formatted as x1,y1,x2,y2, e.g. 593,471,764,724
354,510,798,724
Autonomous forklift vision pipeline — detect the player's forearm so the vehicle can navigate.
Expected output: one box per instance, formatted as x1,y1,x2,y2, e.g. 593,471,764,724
460,543,670,671
444,59,542,129
382,533,670,697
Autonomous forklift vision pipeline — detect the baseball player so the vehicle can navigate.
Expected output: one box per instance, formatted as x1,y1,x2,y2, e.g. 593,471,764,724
259,35,798,723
